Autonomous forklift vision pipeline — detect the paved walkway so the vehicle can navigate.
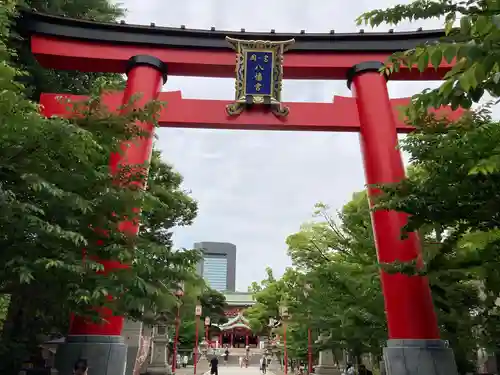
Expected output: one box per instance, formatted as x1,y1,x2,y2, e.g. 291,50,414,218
175,363,269,375
210,365,263,375
267,363,284,375
174,362,210,375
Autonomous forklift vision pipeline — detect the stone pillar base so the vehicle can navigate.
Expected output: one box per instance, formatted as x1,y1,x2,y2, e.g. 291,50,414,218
380,360,387,375
383,339,458,375
315,365,341,375
55,335,127,375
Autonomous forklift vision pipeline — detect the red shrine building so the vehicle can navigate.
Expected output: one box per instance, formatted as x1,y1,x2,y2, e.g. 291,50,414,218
194,243,260,348
212,292,259,348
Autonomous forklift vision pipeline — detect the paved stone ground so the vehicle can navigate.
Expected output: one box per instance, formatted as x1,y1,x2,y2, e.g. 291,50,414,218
267,364,283,375
174,361,210,375
174,361,266,375
211,365,263,375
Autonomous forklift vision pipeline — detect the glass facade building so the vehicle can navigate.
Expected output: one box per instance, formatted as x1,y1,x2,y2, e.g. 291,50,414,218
203,254,228,291
194,242,236,292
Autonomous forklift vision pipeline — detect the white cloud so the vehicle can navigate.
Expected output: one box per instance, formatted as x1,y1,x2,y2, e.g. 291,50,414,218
119,0,445,290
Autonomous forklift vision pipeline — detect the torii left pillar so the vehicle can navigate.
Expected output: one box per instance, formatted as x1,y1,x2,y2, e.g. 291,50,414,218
55,55,168,375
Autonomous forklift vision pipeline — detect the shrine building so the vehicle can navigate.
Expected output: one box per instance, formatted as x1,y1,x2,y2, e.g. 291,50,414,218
195,243,260,348
212,291,259,348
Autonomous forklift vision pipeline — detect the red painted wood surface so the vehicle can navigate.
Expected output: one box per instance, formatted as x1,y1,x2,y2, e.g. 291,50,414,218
353,68,440,340
32,35,453,80
65,64,164,337
40,91,461,133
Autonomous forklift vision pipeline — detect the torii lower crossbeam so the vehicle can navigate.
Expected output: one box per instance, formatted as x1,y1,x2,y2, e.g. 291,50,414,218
40,91,458,133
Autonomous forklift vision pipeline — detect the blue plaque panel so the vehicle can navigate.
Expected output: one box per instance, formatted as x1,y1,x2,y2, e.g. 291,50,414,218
225,37,294,117
244,51,274,96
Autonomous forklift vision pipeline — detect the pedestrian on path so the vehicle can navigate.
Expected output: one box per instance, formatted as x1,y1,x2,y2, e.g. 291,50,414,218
260,356,267,374
73,359,88,375
299,362,305,375
210,355,219,375
344,364,355,375
183,354,188,368
357,364,372,375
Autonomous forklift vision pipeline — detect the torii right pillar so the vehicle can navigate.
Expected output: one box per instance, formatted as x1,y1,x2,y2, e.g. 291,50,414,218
347,61,458,375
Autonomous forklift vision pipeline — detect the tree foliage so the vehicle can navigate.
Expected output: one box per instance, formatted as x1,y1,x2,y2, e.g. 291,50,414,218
357,0,500,114
250,192,483,373
357,1,500,367
247,197,385,365
175,286,228,350
0,1,199,373
286,199,387,362
356,2,500,371
247,267,297,334
13,0,126,100
371,107,500,363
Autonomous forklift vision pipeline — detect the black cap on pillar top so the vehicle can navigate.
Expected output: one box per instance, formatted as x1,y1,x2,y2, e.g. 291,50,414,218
346,61,388,90
125,55,168,84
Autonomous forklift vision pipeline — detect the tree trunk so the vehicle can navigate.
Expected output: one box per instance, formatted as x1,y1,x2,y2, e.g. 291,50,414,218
494,351,500,375
0,285,63,375
0,290,39,374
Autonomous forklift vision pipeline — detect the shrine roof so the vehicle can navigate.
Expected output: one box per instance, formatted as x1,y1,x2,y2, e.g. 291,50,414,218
216,313,252,331
223,291,255,306
218,322,251,331
19,10,445,53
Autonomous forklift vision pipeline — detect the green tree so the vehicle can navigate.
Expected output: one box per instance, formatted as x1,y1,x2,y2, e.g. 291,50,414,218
286,199,386,365
199,287,228,325
357,1,500,370
14,0,126,100
357,0,500,113
0,2,199,373
367,108,500,370
26,0,123,20
176,286,227,350
246,267,288,334
251,190,483,373
246,267,301,368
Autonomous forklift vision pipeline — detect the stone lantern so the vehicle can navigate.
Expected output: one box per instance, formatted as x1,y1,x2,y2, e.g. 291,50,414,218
265,318,277,357
314,332,340,375
199,339,208,359
146,311,172,375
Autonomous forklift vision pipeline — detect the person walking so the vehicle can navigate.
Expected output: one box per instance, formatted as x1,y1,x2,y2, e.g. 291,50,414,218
357,364,373,375
299,361,304,373
73,359,88,375
210,355,219,375
260,356,267,374
183,354,188,368
344,364,355,375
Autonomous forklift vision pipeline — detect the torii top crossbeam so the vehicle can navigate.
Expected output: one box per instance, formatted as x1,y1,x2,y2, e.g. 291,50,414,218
20,11,459,133
19,11,452,80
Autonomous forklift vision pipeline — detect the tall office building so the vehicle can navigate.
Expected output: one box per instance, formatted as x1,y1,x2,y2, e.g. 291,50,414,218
194,242,236,292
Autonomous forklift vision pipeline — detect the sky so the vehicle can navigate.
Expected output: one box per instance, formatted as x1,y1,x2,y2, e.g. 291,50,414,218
116,0,444,291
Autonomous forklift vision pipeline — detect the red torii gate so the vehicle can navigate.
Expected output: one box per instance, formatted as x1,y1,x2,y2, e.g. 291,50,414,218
21,10,460,375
